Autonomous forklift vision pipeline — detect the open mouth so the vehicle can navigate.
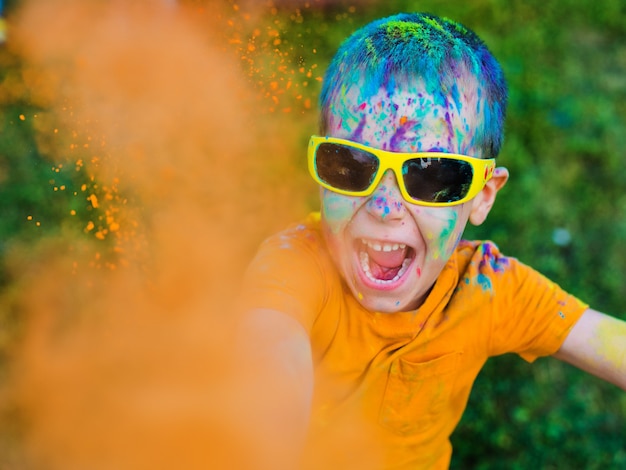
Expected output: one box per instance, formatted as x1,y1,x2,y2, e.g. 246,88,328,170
358,239,415,285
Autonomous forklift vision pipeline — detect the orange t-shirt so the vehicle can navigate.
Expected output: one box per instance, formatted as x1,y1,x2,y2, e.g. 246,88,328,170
241,213,588,469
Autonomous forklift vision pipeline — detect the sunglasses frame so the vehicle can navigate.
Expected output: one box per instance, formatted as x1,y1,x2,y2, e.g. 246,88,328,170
308,135,496,207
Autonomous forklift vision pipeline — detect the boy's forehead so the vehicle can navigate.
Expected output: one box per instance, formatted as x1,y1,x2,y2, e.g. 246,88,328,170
333,68,482,113
327,75,482,154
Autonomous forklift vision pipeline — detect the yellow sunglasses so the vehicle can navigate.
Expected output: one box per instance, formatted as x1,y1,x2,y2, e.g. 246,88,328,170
308,135,495,207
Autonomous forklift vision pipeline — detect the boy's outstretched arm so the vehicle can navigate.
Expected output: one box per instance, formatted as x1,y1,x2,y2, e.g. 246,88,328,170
235,308,314,468
554,308,626,390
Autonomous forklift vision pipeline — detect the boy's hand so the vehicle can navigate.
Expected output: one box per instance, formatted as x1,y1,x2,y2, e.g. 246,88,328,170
554,308,626,390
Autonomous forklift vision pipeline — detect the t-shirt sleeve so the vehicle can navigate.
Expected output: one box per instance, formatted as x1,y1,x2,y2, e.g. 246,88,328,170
238,223,327,334
488,251,589,362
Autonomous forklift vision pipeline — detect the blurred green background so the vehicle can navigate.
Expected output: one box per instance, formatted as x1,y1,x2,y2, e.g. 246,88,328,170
1,0,625,468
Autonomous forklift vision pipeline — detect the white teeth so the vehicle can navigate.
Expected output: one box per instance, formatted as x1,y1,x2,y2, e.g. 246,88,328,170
363,240,406,252
359,251,412,284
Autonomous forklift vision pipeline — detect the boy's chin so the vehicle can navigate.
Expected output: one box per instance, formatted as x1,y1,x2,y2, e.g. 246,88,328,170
350,286,423,313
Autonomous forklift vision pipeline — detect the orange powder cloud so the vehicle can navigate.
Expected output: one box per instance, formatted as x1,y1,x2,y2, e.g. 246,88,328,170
1,0,316,468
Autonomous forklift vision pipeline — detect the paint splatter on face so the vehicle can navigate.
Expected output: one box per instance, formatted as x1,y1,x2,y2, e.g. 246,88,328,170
322,189,361,234
320,78,481,313
328,78,482,156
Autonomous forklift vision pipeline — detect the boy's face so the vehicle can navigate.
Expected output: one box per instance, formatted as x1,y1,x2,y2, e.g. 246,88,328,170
320,78,485,312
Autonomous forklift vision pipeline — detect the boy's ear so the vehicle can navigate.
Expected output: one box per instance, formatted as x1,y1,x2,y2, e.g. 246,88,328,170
468,167,509,226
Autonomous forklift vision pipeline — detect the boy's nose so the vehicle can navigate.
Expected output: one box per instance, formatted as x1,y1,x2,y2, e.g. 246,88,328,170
365,170,407,221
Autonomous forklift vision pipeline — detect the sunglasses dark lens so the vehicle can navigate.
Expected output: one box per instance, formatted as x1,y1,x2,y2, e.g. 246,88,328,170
315,143,379,192
402,158,473,203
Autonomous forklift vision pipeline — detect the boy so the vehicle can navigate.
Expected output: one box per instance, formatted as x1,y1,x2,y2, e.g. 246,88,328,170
239,12,626,469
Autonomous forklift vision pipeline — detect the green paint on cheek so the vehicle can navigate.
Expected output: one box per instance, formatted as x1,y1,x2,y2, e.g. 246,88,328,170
322,191,355,234
441,211,463,256
428,210,461,260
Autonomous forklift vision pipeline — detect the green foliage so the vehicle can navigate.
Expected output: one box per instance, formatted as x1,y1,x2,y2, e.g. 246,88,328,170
452,1,626,465
0,71,88,272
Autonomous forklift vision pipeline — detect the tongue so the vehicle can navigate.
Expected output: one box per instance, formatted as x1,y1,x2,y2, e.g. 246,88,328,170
367,248,407,281
368,247,407,268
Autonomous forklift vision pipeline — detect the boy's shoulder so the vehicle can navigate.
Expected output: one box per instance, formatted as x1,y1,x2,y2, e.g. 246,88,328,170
251,212,330,275
260,212,324,251
456,239,509,269
453,239,518,290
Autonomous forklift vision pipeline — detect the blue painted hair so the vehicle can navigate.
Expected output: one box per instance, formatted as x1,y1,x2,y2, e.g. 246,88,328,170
319,12,508,158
